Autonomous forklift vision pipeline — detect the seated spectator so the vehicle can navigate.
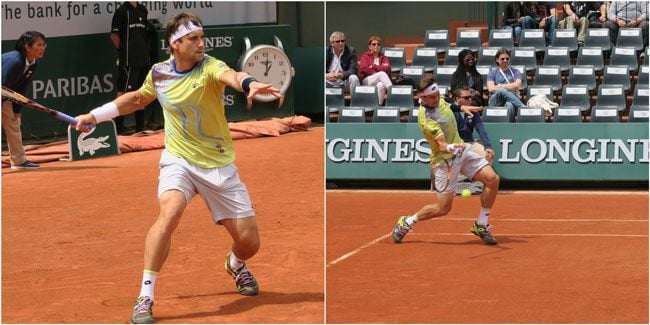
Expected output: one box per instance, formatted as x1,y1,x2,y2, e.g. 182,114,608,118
450,49,484,107
358,35,392,104
588,1,608,28
451,86,494,164
326,31,360,92
502,1,540,44
604,1,648,48
486,48,525,112
558,2,607,46
538,2,558,46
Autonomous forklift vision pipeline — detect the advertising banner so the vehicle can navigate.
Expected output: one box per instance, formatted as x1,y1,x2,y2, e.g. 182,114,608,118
326,123,649,181
2,2,291,139
1,2,276,39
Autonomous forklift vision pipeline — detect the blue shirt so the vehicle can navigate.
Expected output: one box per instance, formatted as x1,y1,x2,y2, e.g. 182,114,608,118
487,66,522,86
2,50,39,113
450,102,493,149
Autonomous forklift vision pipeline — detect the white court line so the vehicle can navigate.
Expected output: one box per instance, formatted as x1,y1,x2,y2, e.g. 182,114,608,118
327,189,649,195
416,232,648,238
327,231,648,268
327,190,647,267
327,233,390,268
436,217,648,222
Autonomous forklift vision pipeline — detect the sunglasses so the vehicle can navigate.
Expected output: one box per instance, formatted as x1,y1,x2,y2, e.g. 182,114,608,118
459,95,472,99
464,57,476,62
499,57,511,61
370,43,381,46
333,40,346,43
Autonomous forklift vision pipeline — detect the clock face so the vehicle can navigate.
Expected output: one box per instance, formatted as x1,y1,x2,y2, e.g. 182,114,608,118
241,45,293,102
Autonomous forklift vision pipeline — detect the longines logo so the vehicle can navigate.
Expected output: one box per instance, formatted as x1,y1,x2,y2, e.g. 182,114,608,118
326,138,650,164
160,36,234,52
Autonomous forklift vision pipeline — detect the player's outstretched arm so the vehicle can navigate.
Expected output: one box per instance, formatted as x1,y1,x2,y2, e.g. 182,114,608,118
75,90,155,132
219,70,283,100
247,81,283,101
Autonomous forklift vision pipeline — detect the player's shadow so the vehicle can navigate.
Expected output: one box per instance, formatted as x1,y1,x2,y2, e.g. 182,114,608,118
154,291,324,322
406,236,529,246
404,236,529,258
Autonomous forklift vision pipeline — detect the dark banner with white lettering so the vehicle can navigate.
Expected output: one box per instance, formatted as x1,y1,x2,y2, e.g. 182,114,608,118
1,25,292,139
326,123,649,181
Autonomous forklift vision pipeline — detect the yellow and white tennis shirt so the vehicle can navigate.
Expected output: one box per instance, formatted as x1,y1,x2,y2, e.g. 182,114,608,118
140,55,234,168
417,99,463,166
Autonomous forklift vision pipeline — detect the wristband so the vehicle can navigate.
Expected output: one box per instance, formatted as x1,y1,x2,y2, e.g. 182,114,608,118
90,102,119,123
241,77,258,94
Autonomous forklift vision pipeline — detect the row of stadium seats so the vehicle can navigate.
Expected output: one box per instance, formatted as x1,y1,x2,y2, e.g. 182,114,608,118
327,79,648,112
405,27,646,61
328,27,648,124
389,63,648,95
332,104,648,123
388,45,648,74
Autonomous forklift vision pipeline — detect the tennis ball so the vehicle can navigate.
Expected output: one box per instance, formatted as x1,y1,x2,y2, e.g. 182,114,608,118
461,189,472,198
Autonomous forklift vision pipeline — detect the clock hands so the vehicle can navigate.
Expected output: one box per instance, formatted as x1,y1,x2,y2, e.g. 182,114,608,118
262,59,272,77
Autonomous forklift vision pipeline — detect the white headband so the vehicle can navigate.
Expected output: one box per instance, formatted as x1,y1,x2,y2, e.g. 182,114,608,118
170,21,203,43
420,83,439,96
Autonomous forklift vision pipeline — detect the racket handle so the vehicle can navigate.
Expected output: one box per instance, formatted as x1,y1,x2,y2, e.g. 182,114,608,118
453,147,462,156
55,111,94,130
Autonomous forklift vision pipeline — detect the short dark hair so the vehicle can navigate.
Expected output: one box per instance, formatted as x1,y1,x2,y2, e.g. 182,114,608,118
494,47,511,61
454,86,472,98
15,31,45,57
165,12,203,54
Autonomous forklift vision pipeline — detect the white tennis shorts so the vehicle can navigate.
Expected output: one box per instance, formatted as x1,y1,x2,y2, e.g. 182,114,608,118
432,143,489,194
158,149,255,223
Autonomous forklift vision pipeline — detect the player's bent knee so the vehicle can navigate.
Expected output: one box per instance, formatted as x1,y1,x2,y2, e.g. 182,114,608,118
239,231,260,250
232,225,260,252
439,206,452,216
476,167,500,187
235,236,260,259
419,202,451,220
484,172,500,188
154,211,183,234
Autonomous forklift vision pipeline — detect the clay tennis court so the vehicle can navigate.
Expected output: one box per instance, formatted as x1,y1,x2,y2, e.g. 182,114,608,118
2,126,324,323
326,190,648,324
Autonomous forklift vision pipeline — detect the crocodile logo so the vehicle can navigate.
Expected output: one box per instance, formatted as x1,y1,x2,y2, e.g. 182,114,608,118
78,127,111,156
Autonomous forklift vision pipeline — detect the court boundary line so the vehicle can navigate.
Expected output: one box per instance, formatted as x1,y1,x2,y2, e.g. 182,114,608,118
413,232,648,238
327,233,390,268
327,231,648,268
436,217,648,222
327,189,649,195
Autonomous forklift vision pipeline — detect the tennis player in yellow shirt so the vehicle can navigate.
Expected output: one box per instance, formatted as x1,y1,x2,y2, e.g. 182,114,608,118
391,77,501,247
75,12,282,324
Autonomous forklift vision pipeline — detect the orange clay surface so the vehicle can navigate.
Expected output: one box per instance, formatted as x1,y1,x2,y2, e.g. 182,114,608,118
326,190,648,324
2,127,324,324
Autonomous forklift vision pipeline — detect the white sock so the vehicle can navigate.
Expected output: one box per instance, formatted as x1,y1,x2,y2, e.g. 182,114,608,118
405,214,418,226
229,252,245,270
477,207,491,226
138,270,158,300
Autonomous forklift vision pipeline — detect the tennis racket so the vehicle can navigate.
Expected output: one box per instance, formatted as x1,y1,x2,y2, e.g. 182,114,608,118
432,147,462,193
1,86,92,129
